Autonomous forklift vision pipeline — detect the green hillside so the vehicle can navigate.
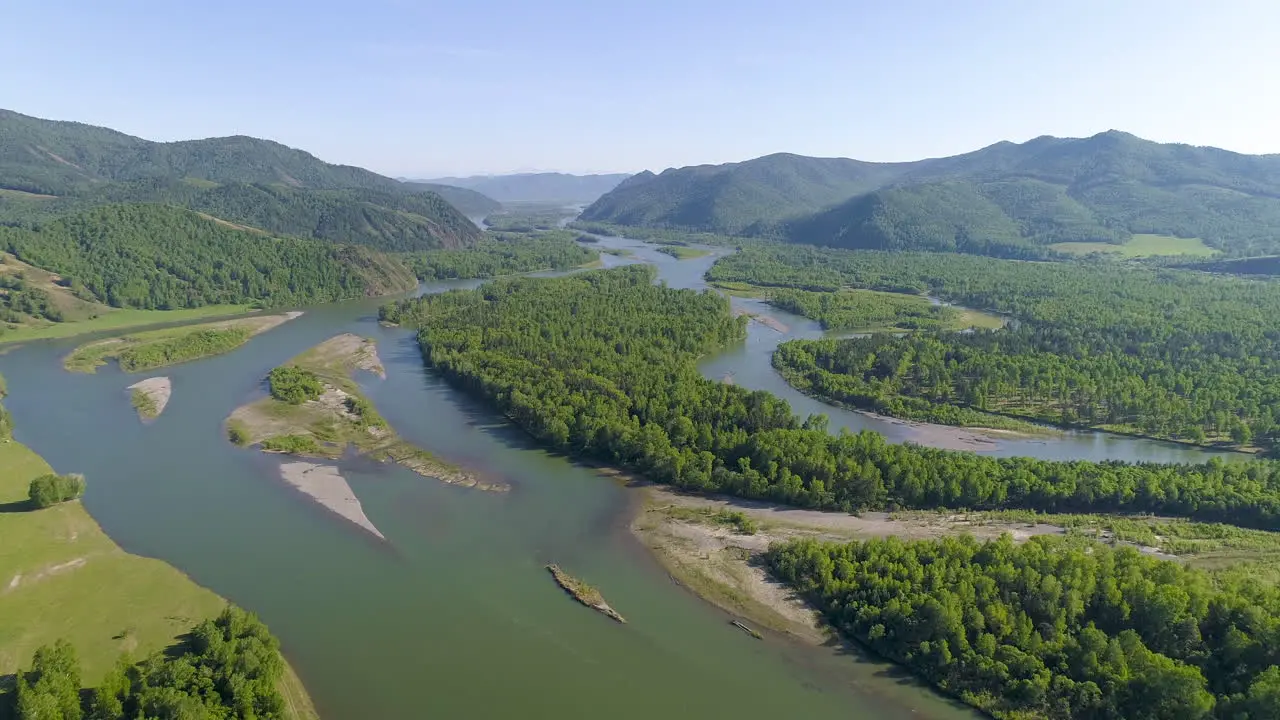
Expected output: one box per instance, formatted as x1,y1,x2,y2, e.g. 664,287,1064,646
0,109,481,251
0,204,416,311
582,131,1280,257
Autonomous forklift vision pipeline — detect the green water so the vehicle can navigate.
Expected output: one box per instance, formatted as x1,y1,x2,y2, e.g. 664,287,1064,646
0,241,1233,719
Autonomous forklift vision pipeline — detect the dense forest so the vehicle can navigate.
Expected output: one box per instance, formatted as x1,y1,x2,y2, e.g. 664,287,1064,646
0,204,417,310
404,231,597,280
768,535,1280,719
383,266,1280,530
766,287,961,331
714,244,1280,450
0,109,483,251
9,607,288,719
583,131,1280,257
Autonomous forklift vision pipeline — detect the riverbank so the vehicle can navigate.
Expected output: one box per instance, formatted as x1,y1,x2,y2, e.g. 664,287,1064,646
632,483,1280,646
227,333,507,492
0,424,318,718
64,311,304,373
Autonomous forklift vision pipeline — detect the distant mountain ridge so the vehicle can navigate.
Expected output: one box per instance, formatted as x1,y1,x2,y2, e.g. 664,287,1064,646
582,132,1280,257
420,172,631,204
0,109,482,250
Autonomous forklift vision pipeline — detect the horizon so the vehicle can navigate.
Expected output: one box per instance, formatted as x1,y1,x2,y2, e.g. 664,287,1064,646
5,1,1278,176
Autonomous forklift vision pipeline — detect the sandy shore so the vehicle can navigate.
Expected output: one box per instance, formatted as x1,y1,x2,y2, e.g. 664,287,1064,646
631,486,1070,644
279,462,385,540
127,377,172,419
749,314,789,333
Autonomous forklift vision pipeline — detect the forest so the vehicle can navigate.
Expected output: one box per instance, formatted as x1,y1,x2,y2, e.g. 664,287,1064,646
0,272,62,324
404,230,598,280
384,266,1280,530
768,534,1280,719
0,204,417,310
8,607,288,720
713,244,1280,451
766,287,960,331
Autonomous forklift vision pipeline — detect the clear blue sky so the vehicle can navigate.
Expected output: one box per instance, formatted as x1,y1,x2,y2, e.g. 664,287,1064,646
4,0,1276,177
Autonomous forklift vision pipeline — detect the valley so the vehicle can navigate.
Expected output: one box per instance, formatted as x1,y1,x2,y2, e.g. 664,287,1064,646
3,100,1280,720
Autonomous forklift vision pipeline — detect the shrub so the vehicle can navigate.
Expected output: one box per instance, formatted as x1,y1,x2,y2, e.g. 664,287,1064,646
28,473,86,508
267,366,324,404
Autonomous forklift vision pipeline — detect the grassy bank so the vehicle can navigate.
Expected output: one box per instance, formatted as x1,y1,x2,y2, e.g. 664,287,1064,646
63,312,299,373
1,304,254,346
656,245,711,260
0,405,319,717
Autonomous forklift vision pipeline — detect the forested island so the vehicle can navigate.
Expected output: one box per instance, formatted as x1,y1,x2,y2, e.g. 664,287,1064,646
381,265,1280,530
712,244,1280,452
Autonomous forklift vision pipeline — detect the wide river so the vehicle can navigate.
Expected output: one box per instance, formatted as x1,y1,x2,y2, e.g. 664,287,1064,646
0,237,1239,719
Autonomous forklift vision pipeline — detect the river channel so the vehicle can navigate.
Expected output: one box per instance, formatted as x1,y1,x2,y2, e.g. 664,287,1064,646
0,237,1238,719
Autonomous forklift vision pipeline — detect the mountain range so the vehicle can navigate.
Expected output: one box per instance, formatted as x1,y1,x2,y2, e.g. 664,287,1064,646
0,109,486,251
582,132,1280,257
420,172,631,204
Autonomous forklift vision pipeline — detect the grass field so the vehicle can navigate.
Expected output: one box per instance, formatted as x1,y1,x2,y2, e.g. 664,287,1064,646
0,441,223,682
0,304,254,346
1050,234,1218,258
0,428,318,717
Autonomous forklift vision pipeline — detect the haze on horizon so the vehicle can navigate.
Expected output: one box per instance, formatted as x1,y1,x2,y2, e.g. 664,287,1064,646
4,0,1277,177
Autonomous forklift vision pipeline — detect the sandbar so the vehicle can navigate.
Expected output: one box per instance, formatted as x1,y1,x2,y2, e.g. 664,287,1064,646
128,377,172,419
279,461,385,540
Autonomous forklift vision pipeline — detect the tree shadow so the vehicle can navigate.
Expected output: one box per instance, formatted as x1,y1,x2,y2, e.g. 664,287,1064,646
0,499,32,513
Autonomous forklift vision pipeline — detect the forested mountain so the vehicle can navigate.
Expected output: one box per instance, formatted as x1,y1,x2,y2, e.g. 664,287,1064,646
421,172,631,203
401,182,501,216
0,109,482,250
0,204,416,310
582,132,1280,257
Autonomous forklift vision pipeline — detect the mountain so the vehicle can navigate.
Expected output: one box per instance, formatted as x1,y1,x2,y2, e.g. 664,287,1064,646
401,182,501,216
421,172,631,204
582,132,1280,257
0,109,481,250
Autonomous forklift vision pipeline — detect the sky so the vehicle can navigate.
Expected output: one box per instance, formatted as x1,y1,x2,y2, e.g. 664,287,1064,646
3,0,1278,177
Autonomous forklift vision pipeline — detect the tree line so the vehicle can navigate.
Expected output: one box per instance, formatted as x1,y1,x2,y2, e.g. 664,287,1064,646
404,230,597,280
9,606,288,720
768,534,1280,719
383,266,1280,530
711,244,1280,451
767,287,960,331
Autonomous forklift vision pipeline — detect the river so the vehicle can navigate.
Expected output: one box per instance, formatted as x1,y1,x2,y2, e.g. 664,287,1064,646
0,237,1238,720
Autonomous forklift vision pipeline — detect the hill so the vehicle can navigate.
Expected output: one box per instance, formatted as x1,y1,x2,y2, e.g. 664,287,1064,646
0,204,416,313
0,109,481,251
582,132,1280,257
401,182,501,216
421,172,631,204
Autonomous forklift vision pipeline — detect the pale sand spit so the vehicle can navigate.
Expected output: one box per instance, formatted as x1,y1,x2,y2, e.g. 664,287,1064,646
279,462,386,540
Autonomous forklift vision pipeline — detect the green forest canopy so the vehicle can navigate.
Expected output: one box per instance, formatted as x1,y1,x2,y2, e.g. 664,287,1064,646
382,266,1280,530
768,534,1280,720
714,244,1280,451
0,204,417,310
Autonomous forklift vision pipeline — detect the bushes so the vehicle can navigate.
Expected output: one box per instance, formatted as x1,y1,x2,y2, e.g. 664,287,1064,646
12,607,287,720
28,473,85,508
259,434,324,455
267,366,324,404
